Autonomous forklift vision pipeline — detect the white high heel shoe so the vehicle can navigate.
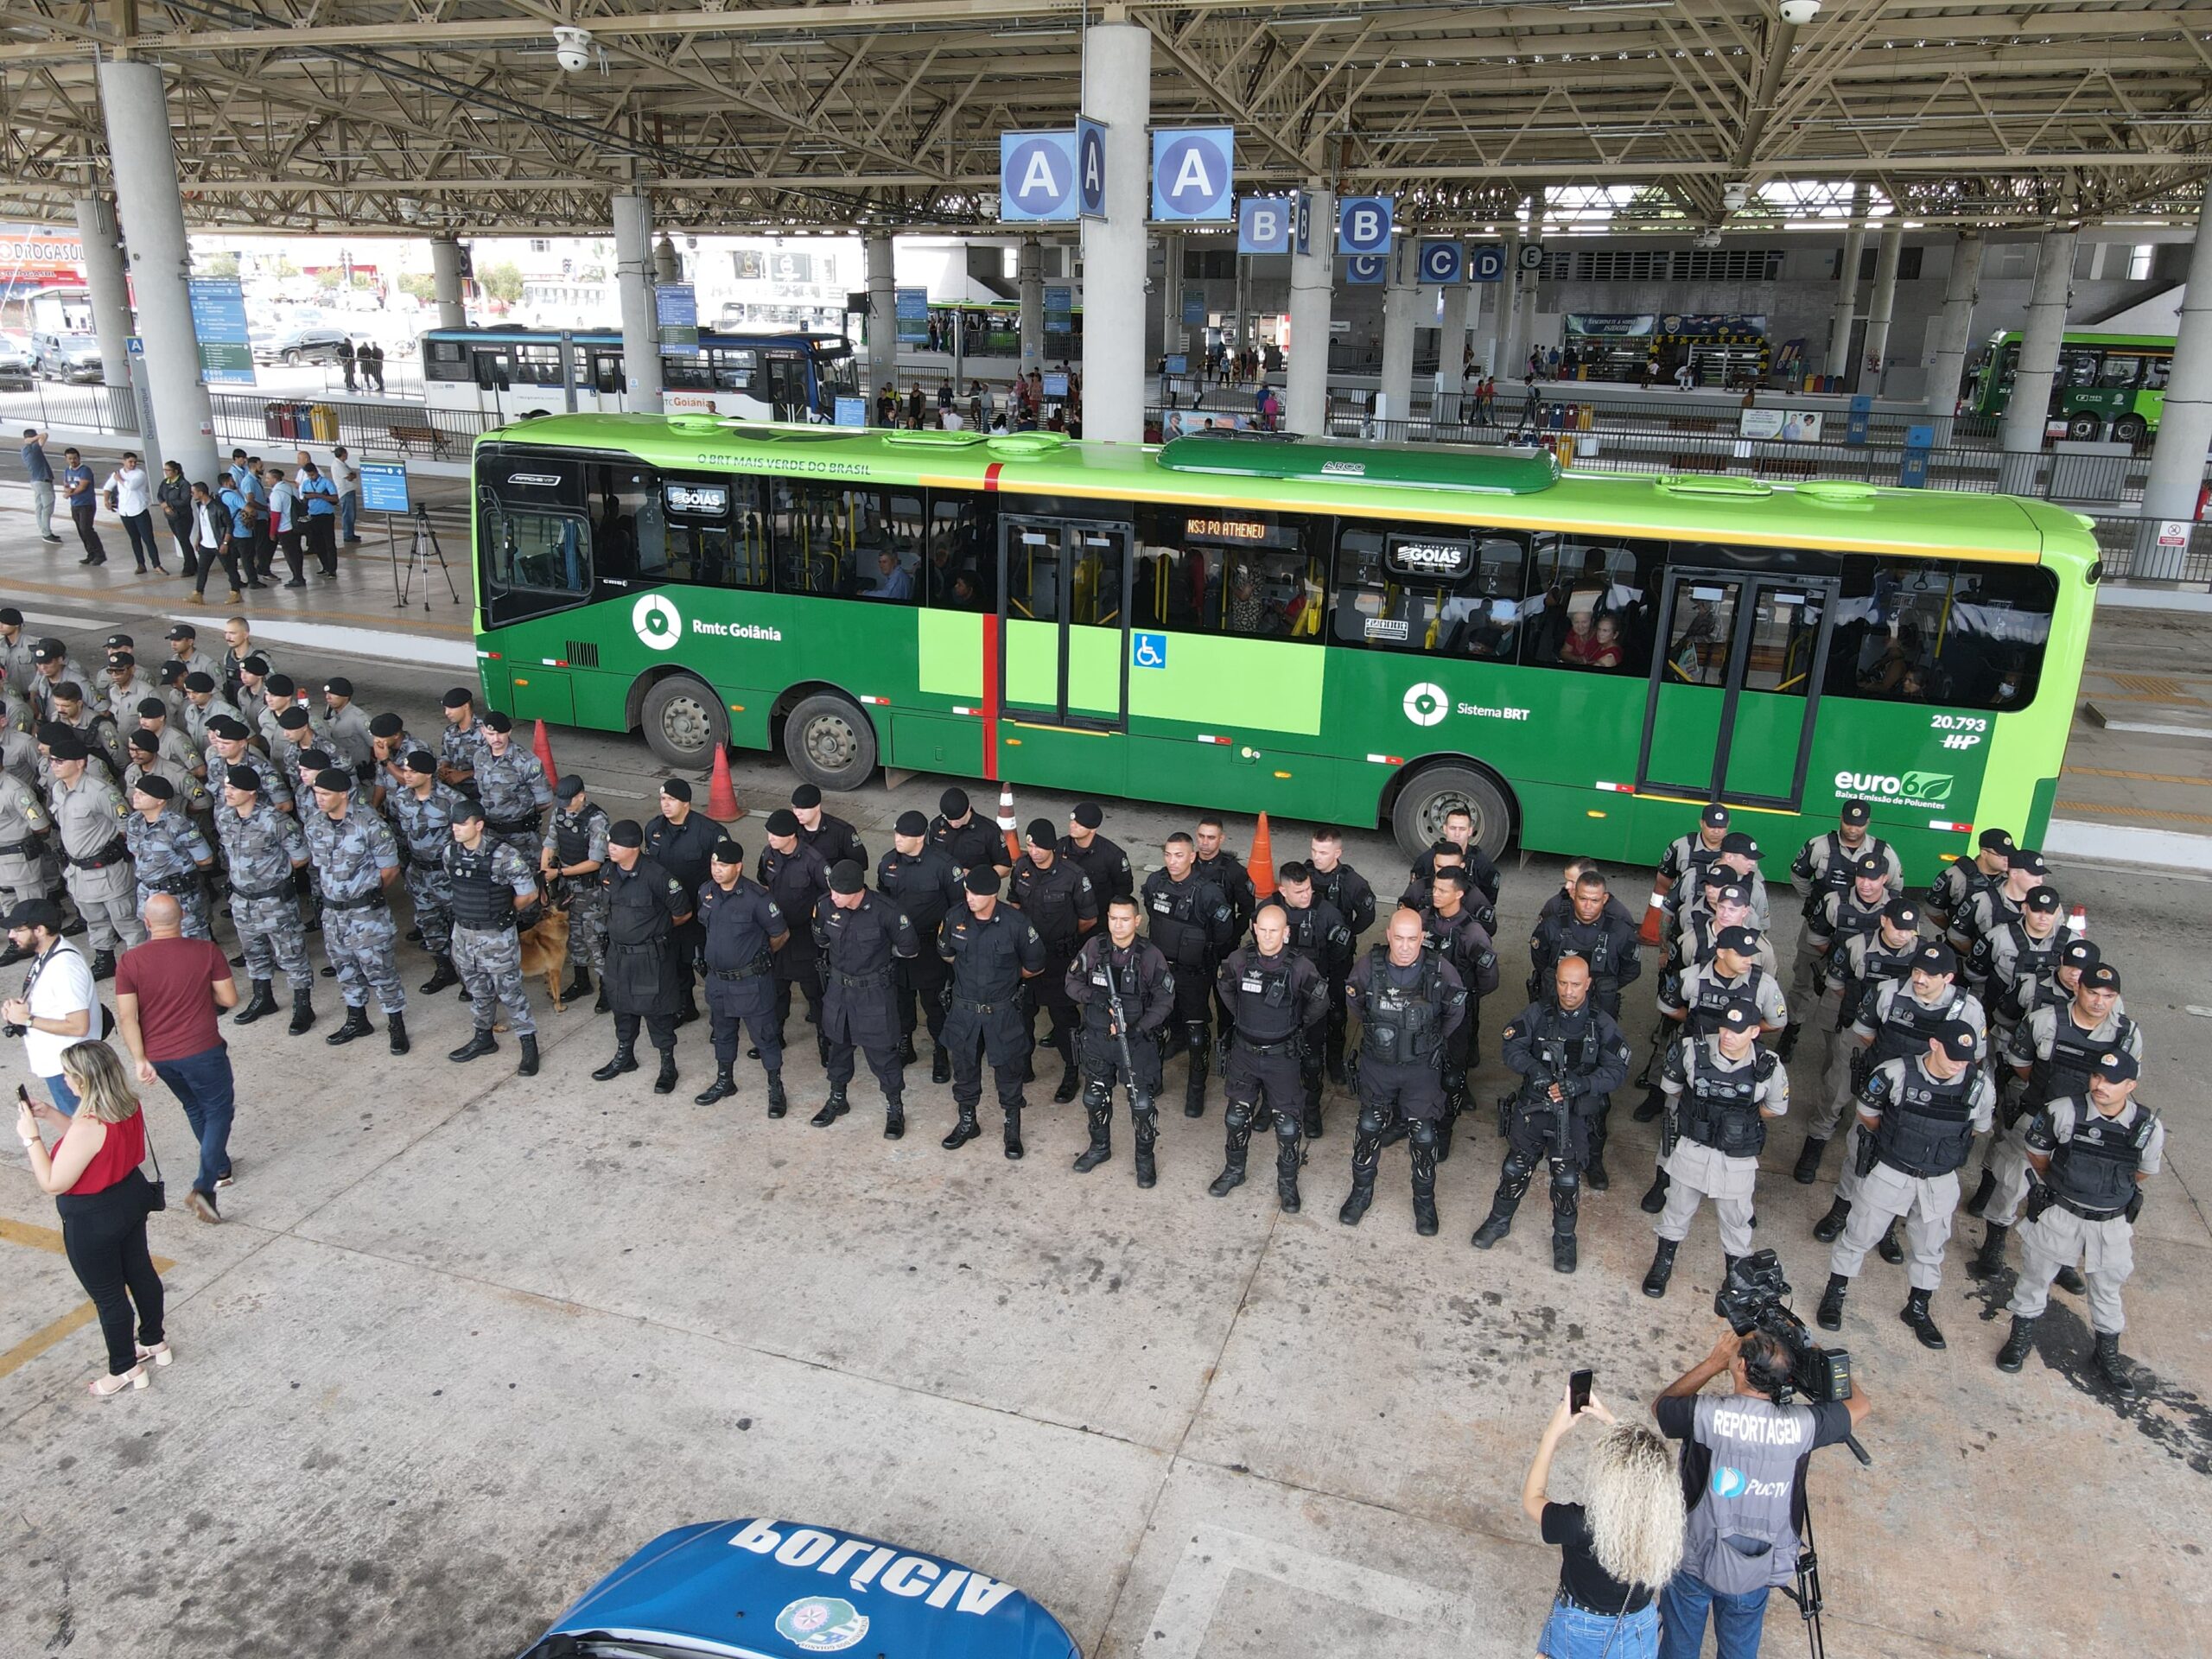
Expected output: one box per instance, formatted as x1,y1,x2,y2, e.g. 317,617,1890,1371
90,1363,149,1397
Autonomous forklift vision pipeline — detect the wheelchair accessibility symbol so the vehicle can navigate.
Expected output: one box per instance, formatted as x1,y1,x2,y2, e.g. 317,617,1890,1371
1132,632,1168,670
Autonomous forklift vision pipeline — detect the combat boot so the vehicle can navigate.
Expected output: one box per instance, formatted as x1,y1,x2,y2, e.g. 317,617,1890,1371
897,1034,918,1066
1410,1139,1440,1236
1639,1167,1671,1215
387,1014,410,1056
1793,1135,1828,1185
1971,1222,2010,1279
1207,1145,1248,1198
1340,1129,1378,1226
419,955,461,995
2091,1332,2139,1400
931,1044,951,1085
1052,1039,1080,1103
1815,1272,1849,1331
232,979,279,1026
288,990,315,1034
1072,1087,1113,1173
1132,1104,1159,1189
1875,1218,1904,1265
1994,1315,2037,1373
563,966,592,1004
883,1094,906,1141
1714,1255,1745,1317
448,1028,498,1064
594,983,609,1014
325,1005,374,1046
1775,1021,1801,1063
517,1036,540,1077
1812,1195,1853,1243
1183,1027,1210,1118
765,1072,788,1117
1642,1238,1678,1298
1966,1166,1998,1218
652,1050,678,1095
1553,1232,1578,1274
91,948,117,981
941,1105,981,1149
694,1067,736,1106
1002,1104,1025,1160
1583,1141,1609,1193
1631,1083,1668,1122
810,1085,850,1128
1900,1287,1946,1351
1469,1203,1512,1249
591,1042,638,1081
2056,1265,2087,1295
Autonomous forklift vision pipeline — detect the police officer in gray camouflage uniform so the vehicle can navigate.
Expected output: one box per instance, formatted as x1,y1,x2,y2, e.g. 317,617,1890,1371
216,763,316,1033
303,766,408,1053
474,711,552,867
320,677,377,784
204,715,290,812
0,766,52,963
386,751,465,995
437,687,488,794
442,798,543,1076
134,696,204,785
124,776,213,938
542,774,611,1008
47,728,142,973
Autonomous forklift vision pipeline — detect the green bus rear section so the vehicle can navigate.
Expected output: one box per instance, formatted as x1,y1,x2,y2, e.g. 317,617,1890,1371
472,416,2097,886
1967,329,2172,433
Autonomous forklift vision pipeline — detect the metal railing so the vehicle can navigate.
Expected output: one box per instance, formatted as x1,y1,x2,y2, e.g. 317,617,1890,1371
0,381,496,464
2083,516,2212,585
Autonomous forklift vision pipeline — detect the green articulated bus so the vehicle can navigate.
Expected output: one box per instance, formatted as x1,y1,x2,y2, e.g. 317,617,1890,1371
1965,329,2172,446
470,416,2096,882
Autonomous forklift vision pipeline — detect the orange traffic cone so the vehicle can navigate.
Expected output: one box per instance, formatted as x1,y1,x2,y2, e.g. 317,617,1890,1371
706,746,745,824
1637,873,1674,947
998,780,1021,868
1249,811,1275,900
531,719,558,789
2066,903,2088,939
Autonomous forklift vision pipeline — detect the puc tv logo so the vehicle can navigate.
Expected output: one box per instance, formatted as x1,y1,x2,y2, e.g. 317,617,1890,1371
1402,682,1449,727
632,593,682,652
1711,1465,1751,1499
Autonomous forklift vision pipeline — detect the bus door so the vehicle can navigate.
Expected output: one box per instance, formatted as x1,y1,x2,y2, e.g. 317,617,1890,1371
766,353,808,420
1637,570,1837,811
997,515,1129,794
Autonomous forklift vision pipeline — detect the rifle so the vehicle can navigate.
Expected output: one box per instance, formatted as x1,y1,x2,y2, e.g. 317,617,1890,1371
1537,1036,1573,1166
1104,964,1138,1085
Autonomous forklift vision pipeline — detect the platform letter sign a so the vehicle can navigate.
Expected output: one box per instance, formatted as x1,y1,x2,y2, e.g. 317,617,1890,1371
1001,131,1078,222
1077,117,1108,219
1417,240,1465,285
1151,128,1235,221
1238,195,1291,255
1337,196,1394,256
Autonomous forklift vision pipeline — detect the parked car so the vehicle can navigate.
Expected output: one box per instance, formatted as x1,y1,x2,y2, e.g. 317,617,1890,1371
0,332,34,389
253,321,352,365
517,1518,1082,1659
33,331,103,384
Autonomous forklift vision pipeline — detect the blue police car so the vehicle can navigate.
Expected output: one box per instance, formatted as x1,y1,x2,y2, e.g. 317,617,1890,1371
518,1518,1082,1658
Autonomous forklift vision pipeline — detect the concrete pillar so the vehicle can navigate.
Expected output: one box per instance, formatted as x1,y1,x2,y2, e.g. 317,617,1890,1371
1018,237,1044,376
1924,232,1985,444
611,193,663,414
1437,281,1470,402
1376,246,1419,424
430,237,467,329
2137,186,2212,578
1233,254,1250,355
1998,227,2076,494
1160,231,1183,358
1827,194,1868,381
1498,232,1525,377
73,196,132,389
653,235,681,285
95,59,216,487
1077,19,1151,443
865,231,896,403
1860,221,1903,391
1284,184,1334,435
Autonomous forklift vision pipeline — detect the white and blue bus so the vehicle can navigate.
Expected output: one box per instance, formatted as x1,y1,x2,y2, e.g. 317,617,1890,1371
419,326,861,422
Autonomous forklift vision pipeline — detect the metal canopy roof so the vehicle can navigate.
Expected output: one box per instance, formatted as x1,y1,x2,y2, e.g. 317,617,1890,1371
0,1,2203,235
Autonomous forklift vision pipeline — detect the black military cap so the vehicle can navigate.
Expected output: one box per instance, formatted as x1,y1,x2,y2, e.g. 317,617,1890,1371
2059,938,2100,971
323,677,353,697
2024,885,2061,913
4,897,64,933
164,623,196,641
1840,798,1872,826
297,748,332,773
131,774,175,802
313,767,353,795
1700,803,1730,829
1714,881,1750,907
2082,962,2121,993
964,867,1001,895
940,786,969,817
45,730,87,762
482,710,513,734
1716,924,1759,954
278,705,311,729
29,640,64,664
225,764,262,792
401,750,439,775
126,728,159,753
829,860,866,894
2008,848,2049,878
207,715,249,741
1977,827,2015,852
791,783,823,809
1719,830,1759,857
104,632,134,651
555,774,586,802
184,671,217,693
0,607,21,626
450,799,485,824
1071,801,1104,830
1912,941,1959,976
369,712,405,738
2093,1049,2139,1084
764,808,799,836
660,778,692,803
894,810,929,837
710,838,745,866
137,697,166,720
1026,817,1055,848
1852,852,1887,880
257,668,285,692
608,819,645,848
442,687,473,709
1716,1000,1759,1033
1881,897,1921,929
1933,1020,1979,1062
159,662,188,683
105,650,134,671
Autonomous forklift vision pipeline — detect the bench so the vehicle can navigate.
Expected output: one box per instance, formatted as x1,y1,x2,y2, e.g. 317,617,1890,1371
387,423,452,458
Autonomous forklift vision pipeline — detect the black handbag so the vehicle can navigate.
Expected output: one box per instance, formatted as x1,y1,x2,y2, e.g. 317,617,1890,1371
139,1116,166,1214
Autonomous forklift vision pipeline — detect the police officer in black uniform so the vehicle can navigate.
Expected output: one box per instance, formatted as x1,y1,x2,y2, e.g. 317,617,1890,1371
1421,866,1502,1154
759,808,833,1066
1272,861,1354,1138
938,868,1047,1157
1058,801,1133,902
1007,817,1099,1103
1338,906,1467,1235
813,859,919,1136
1065,894,1175,1186
1306,828,1377,1084
593,819,692,1093
791,783,867,869
1210,902,1330,1211
1403,804,1503,912
929,786,1009,878
692,838,790,1115
1141,831,1238,1119
878,808,965,1084
644,779,720,1023
1527,865,1642,1187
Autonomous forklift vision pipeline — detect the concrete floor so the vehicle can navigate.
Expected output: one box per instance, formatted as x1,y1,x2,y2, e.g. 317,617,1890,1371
0,520,2208,1659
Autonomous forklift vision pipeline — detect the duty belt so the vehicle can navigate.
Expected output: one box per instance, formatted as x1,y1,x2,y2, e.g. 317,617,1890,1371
2050,1192,2128,1223
487,816,539,835
140,873,200,895
711,955,772,981
954,995,1011,1014
231,882,295,902
321,890,387,912
833,968,892,989
1238,1034,1300,1055
66,837,128,871
0,836,43,859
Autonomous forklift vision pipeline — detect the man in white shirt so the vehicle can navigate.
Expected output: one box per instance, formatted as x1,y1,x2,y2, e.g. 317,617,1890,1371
3,898,98,1114
105,452,163,574
331,445,362,544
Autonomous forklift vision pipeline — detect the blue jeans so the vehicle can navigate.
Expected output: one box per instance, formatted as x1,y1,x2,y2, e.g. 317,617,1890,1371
41,1071,79,1115
151,1043,235,1196
1659,1574,1770,1659
340,491,358,540
1541,1596,1659,1659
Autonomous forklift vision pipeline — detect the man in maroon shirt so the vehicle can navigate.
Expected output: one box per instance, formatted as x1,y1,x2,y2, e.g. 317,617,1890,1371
114,893,239,1221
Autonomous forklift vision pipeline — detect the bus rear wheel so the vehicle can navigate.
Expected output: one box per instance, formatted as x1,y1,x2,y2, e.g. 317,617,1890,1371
2111,415,2148,448
640,674,728,769
783,692,877,791
1391,763,1512,864
2064,412,2104,442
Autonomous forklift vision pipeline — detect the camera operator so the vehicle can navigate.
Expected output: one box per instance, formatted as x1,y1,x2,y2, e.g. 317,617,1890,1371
1653,1324,1872,1659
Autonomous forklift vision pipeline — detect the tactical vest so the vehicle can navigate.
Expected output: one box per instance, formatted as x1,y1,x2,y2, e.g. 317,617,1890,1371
1357,950,1445,1065
1992,921,2064,1002
1231,952,1301,1044
553,807,597,865
2031,1009,2136,1109
1688,964,1765,1037
1840,934,1917,1027
2047,1103,2156,1217
1514,1005,1604,1111
1554,915,1619,980
1870,982,1966,1065
1821,892,1886,950
1804,831,1889,917
1872,1060,1979,1177
448,842,514,929
1679,1042,1772,1158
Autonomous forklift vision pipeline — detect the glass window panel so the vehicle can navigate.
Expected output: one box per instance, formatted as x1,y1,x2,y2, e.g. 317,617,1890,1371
480,499,591,595
1665,580,1739,685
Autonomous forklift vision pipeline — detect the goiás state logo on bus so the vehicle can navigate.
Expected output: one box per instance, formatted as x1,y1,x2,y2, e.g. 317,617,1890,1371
632,593,683,652
1834,769,1954,805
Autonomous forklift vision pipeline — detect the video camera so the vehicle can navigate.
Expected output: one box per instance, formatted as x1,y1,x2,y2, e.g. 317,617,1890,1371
1713,1250,1857,1414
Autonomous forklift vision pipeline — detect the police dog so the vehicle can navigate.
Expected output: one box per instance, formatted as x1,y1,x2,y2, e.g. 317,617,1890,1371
517,877,572,1013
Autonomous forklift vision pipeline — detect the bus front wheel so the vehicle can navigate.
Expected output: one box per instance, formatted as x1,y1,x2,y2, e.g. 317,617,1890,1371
1390,763,1512,864
783,692,877,791
2064,412,2104,442
640,674,728,769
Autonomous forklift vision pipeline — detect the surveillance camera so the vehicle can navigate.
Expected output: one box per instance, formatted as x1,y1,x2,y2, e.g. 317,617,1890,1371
1777,0,1820,24
1694,230,1723,250
554,25,592,72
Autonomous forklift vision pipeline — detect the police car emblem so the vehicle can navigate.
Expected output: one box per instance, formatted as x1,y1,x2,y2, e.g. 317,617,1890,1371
774,1594,869,1652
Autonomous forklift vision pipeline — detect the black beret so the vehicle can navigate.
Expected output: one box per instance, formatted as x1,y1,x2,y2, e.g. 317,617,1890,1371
829,859,866,893
555,774,586,801
764,808,799,836
1026,817,1055,847
127,729,159,753
450,799,486,824
278,705,311,729
791,783,823,809
710,838,745,865
609,819,645,848
964,867,1001,895
313,767,354,794
660,778,692,803
894,810,929,837
137,696,167,719
940,786,969,816
226,765,262,791
401,750,438,775
442,687,473,709
46,730,87,761
368,712,405,738
1071,801,1104,829
258,669,288,693
131,774,174,801
184,671,216,693
0,607,20,626
482,710,513,733
323,677,353,697
297,748,332,772
207,715,249,741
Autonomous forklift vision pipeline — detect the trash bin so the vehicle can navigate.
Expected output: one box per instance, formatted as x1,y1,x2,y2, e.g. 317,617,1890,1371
309,403,338,442
264,400,288,439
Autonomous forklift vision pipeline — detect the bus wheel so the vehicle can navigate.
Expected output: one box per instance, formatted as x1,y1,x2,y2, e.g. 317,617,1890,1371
2111,415,2147,448
1391,763,1512,863
784,692,877,791
640,674,728,769
2064,412,2104,442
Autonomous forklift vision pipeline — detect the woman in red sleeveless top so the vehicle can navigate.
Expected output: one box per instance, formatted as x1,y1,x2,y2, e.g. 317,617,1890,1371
16,1039,169,1395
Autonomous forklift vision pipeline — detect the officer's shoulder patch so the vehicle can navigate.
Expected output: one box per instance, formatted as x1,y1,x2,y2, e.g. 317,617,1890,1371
1502,1023,1519,1039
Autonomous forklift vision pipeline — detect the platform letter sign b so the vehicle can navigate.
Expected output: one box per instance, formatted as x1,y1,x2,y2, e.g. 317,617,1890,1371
1337,196,1393,256
1238,196,1290,255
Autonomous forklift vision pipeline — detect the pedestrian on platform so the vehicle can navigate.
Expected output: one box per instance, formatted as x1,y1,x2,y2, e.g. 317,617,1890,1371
111,893,237,1222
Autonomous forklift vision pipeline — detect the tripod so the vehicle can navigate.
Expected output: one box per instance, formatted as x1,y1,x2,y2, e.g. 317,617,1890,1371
1782,1503,1828,1659
392,502,458,612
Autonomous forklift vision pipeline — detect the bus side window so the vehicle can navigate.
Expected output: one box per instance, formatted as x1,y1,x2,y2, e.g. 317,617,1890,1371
925,490,990,609
1144,505,1321,640
1527,534,1656,674
479,493,591,602
1834,556,2055,711
587,464,668,582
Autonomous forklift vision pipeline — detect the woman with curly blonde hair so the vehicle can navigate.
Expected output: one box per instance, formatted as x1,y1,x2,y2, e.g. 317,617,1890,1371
1522,1382,1686,1658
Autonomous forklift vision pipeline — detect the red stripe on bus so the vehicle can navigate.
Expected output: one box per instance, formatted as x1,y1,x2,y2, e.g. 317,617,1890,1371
981,613,1001,780
983,461,1002,493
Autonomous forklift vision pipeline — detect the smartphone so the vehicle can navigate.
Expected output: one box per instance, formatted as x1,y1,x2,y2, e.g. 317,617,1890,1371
1569,1369,1594,1414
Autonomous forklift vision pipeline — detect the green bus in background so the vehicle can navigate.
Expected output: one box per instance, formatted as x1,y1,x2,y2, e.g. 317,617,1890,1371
470,416,2095,882
1964,328,2171,445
